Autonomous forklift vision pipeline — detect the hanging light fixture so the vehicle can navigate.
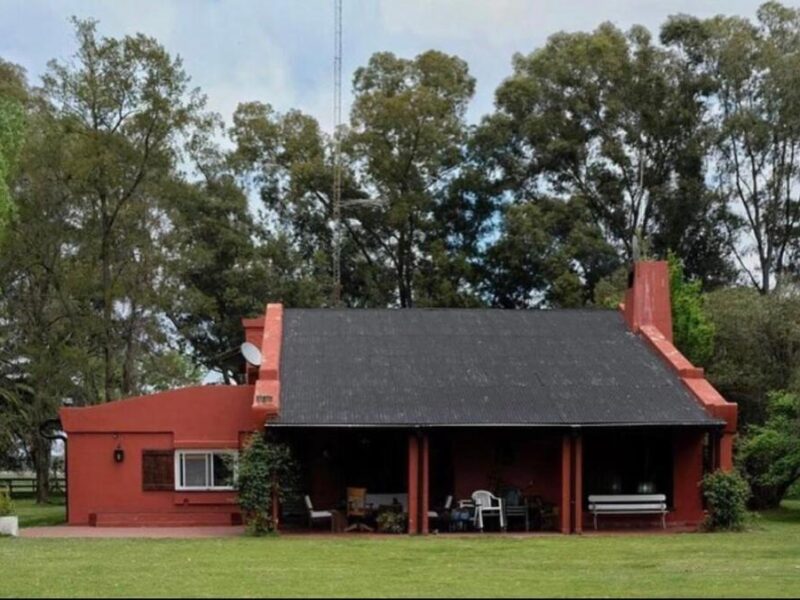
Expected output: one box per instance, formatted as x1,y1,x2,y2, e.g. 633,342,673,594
113,443,125,463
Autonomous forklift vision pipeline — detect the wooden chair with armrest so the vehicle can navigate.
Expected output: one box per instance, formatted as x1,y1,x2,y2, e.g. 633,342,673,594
345,487,373,532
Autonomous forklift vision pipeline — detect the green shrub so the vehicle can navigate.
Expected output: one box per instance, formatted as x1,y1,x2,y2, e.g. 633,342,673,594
236,433,298,536
701,469,751,531
376,510,407,534
738,391,800,509
787,480,800,500
0,489,14,516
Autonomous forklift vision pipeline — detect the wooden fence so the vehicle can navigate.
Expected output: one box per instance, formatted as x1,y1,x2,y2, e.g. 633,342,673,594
0,477,66,498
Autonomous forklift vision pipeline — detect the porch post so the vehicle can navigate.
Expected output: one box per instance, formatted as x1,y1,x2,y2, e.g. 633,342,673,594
560,434,572,534
407,432,420,534
573,433,583,534
420,433,430,535
710,425,735,474
271,483,280,531
718,432,735,472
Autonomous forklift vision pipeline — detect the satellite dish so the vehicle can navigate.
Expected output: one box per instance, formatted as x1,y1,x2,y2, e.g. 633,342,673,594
240,342,262,367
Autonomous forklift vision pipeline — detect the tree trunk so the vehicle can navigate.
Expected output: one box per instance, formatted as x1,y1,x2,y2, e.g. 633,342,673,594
121,303,140,397
397,231,409,308
760,260,771,295
101,213,114,402
32,436,52,505
405,214,415,308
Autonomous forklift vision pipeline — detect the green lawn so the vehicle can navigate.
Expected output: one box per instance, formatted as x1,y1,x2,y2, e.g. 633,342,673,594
13,498,66,528
1,503,799,598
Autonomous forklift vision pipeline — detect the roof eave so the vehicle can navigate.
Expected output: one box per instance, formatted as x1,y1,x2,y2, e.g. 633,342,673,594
266,420,724,429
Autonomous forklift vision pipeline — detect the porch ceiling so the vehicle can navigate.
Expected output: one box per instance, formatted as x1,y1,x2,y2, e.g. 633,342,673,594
273,309,721,428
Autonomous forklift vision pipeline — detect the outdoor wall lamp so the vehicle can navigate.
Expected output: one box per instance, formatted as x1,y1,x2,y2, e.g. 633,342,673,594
114,444,125,463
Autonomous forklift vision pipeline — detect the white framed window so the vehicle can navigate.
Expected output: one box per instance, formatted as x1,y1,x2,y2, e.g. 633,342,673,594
175,450,238,491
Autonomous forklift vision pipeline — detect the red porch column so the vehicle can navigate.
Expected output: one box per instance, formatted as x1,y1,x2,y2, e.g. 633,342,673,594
718,432,735,472
420,433,430,535
673,430,705,525
573,433,583,534
407,433,420,534
560,434,572,534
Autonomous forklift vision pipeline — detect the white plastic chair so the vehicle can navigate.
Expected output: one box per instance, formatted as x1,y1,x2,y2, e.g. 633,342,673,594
304,495,334,532
472,490,505,531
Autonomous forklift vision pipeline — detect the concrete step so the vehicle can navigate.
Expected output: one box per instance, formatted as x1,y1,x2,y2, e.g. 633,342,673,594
91,511,240,527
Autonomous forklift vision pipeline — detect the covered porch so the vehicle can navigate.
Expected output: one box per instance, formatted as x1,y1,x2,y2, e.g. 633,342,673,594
272,424,718,535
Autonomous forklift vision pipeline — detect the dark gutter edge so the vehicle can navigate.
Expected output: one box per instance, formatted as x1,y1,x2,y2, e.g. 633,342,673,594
265,421,725,429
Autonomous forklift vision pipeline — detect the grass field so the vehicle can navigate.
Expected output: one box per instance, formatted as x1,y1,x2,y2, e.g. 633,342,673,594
1,501,798,598
13,498,66,528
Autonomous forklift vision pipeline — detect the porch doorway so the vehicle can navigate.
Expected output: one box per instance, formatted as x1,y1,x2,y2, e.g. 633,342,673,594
277,428,409,530
427,429,563,533
582,430,674,505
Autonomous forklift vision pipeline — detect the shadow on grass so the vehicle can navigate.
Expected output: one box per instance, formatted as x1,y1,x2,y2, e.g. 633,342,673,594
760,499,800,524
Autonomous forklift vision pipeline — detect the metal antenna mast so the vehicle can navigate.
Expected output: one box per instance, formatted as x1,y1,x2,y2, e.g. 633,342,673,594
331,0,343,305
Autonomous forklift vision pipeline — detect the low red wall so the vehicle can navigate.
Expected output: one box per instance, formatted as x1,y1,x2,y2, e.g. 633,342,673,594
61,386,256,526
449,430,562,507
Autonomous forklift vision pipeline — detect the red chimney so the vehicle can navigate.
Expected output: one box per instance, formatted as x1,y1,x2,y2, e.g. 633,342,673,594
621,261,673,342
251,303,283,427
621,261,738,470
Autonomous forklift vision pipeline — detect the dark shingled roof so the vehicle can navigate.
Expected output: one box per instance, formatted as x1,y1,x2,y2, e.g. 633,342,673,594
274,309,720,428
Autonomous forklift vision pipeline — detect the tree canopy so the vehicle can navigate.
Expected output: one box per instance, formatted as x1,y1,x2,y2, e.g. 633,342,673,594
0,61,26,242
2,4,800,505
663,1,800,292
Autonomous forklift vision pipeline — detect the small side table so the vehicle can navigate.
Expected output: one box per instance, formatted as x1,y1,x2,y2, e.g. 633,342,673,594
330,509,347,533
450,500,475,532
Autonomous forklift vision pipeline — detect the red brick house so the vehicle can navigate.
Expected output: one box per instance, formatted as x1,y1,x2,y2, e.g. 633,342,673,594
60,260,737,532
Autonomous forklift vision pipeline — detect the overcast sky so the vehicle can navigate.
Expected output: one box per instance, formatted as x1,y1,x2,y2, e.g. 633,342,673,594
1,0,765,133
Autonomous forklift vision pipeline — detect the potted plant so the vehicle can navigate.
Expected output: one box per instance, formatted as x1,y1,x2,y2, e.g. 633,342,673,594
0,489,18,537
376,509,407,533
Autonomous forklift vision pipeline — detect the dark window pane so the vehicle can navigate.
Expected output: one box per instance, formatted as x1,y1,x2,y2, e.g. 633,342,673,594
142,450,174,491
213,453,234,488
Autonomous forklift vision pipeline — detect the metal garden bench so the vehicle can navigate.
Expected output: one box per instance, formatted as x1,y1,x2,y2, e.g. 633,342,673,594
587,494,668,530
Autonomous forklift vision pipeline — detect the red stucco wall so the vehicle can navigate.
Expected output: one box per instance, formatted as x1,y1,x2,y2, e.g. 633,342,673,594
61,385,256,526
671,429,706,525
449,431,562,508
